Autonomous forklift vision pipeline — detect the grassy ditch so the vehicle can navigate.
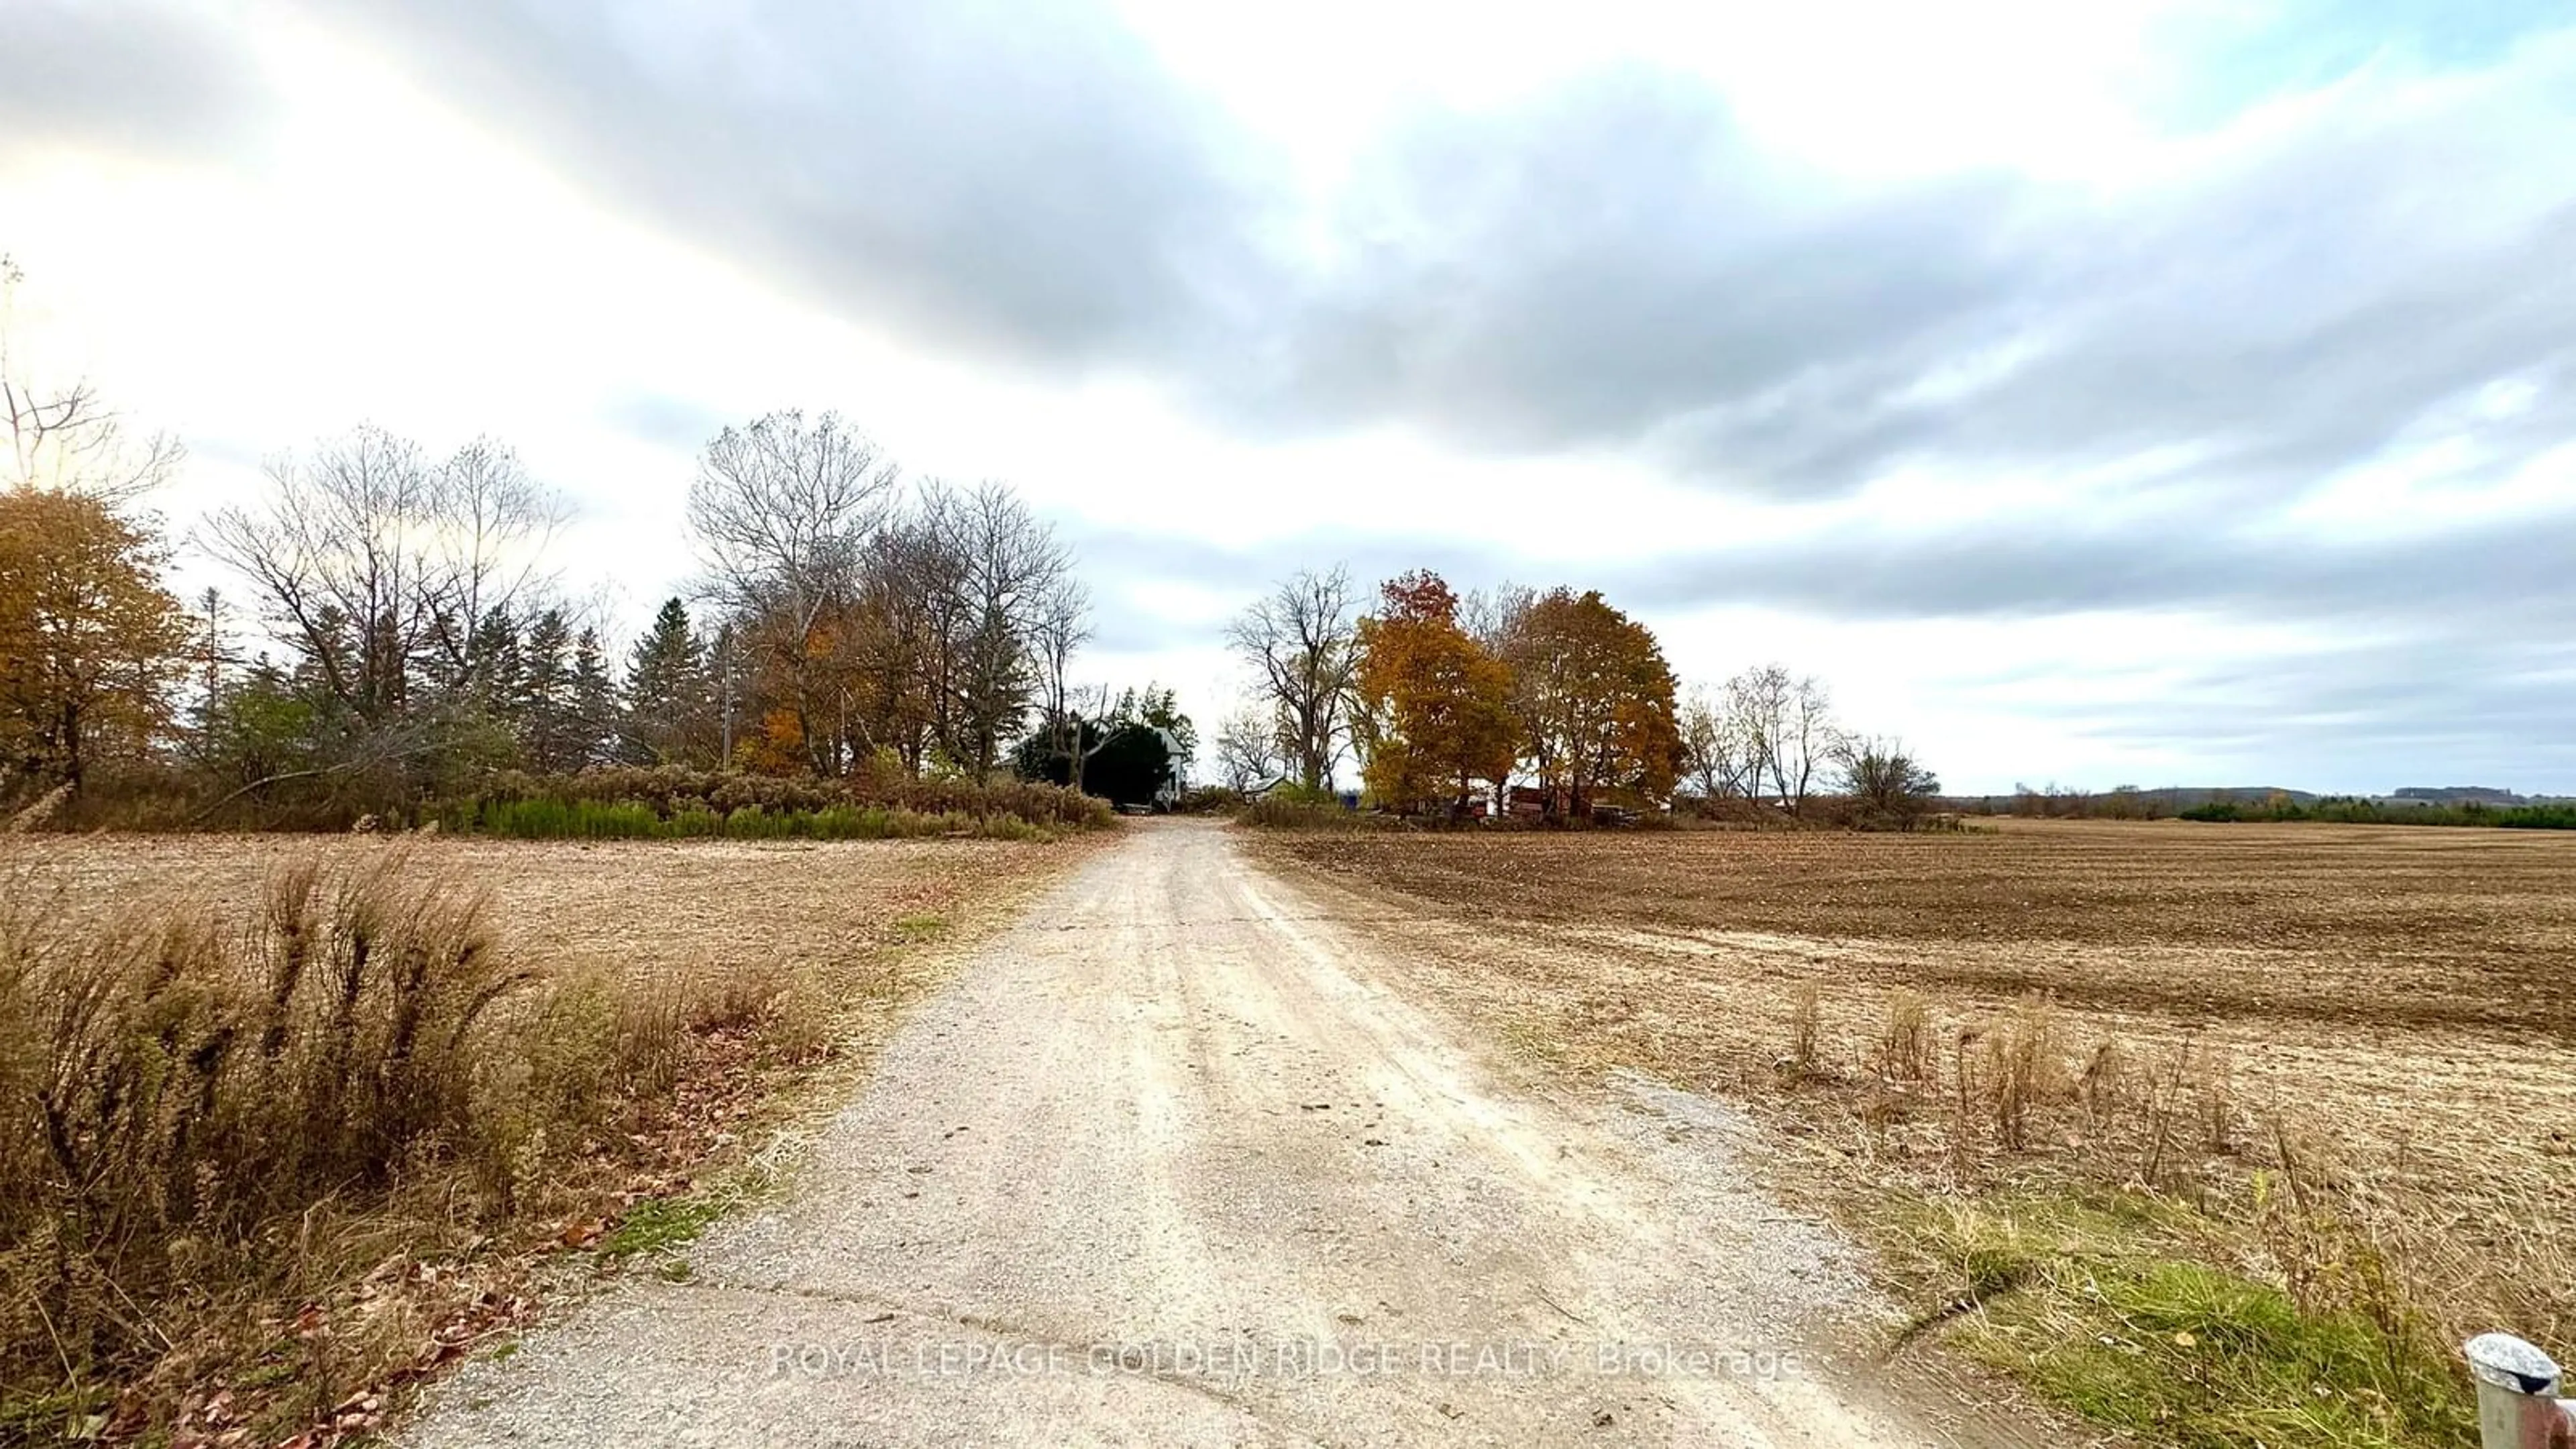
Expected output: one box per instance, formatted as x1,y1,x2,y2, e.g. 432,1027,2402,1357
1730,988,2532,1447
1884,1186,2475,1448
1738,995,2522,1447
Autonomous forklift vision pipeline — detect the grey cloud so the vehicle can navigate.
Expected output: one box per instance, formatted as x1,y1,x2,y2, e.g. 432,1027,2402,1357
1232,73,2027,472
0,1,273,160
1081,503,2576,635
1613,508,2576,626
1081,595,1201,657
1246,46,2576,506
34,3,2564,782
312,0,1273,371
299,6,2576,518
1984,630,2576,793
1065,523,1505,608
1615,508,2576,790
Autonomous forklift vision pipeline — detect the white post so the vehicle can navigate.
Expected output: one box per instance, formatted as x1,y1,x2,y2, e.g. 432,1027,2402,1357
2465,1334,2576,1449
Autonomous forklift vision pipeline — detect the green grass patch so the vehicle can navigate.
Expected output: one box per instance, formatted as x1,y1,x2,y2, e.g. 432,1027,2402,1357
0,1388,112,1447
1896,1191,2476,1449
598,1193,727,1259
892,913,949,942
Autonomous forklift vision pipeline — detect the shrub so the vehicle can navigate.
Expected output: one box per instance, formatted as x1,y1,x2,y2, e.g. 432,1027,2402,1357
435,769,1112,841
1238,796,1400,830
1983,996,2064,1152
1174,785,1246,814
15,763,1118,837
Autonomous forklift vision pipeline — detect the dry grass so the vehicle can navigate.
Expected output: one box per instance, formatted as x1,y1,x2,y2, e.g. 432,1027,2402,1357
0,830,1093,1446
1875,989,1937,1083
1784,981,1823,1076
1252,818,2576,1447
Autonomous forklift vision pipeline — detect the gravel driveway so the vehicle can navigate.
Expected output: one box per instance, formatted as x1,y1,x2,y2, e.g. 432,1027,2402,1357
410,819,1984,1447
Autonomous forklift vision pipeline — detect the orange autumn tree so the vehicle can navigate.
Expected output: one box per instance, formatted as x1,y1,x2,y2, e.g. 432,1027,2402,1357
1500,587,1682,816
1352,570,1516,816
0,484,191,790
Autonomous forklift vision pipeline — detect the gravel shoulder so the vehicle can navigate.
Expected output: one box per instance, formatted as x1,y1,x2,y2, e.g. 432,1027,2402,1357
409,819,1992,1447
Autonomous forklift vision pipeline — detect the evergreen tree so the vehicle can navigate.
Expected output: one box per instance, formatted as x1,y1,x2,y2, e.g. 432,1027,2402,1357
1130,684,1197,773
619,598,707,765
467,605,523,722
519,608,576,771
1012,713,1172,808
571,626,616,771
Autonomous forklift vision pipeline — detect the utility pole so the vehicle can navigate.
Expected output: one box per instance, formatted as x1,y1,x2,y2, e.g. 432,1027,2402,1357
717,623,736,767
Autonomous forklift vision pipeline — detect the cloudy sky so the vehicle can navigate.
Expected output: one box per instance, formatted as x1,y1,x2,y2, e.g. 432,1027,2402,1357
4,0,2571,794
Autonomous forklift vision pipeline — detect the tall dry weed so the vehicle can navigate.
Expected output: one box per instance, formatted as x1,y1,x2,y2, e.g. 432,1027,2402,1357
1784,981,1823,1076
1982,994,2063,1152
1875,989,1937,1081
2200,1044,2239,1154
0,844,700,1424
2076,1036,2127,1123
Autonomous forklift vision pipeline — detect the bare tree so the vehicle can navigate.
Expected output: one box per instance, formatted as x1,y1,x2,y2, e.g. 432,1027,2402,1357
1678,684,1754,808
1029,574,1091,786
1784,674,1836,813
417,437,564,691
1724,663,1837,814
1228,566,1359,792
843,502,959,772
690,411,898,614
206,427,561,729
932,479,1073,777
1067,681,1123,794
1212,702,1284,792
688,410,898,771
1,255,183,503
1464,581,1549,799
1723,665,1785,810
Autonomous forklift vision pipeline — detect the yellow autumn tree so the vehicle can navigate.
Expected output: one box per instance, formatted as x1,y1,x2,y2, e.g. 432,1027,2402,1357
0,484,191,790
1496,587,1682,815
1353,570,1517,816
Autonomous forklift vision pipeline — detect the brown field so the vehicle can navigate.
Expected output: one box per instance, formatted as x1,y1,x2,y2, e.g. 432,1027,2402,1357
1249,818,2576,1440
23,832,1086,993
0,830,1099,1444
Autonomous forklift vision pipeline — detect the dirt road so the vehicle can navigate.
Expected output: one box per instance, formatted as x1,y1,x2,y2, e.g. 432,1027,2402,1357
413,820,1974,1447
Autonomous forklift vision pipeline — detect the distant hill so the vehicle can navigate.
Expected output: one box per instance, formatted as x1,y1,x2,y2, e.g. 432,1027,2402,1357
1947,784,2576,818
2392,786,2527,805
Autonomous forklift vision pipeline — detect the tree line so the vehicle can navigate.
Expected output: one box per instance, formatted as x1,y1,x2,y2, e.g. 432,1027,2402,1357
1218,565,1938,824
5,256,1927,827
0,260,1160,824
